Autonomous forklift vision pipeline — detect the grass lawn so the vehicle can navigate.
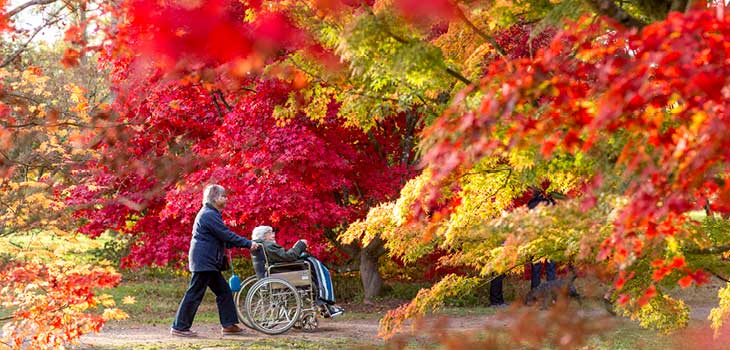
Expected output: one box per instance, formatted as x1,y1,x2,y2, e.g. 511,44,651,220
0,230,107,263
107,275,380,325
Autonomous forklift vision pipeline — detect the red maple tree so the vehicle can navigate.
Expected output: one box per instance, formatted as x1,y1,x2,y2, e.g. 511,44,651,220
72,73,417,275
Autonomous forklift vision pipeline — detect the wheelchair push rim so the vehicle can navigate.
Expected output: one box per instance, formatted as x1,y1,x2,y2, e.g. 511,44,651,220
245,277,302,335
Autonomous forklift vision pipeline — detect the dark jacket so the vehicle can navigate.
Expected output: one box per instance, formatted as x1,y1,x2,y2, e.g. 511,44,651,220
527,191,556,209
252,239,307,265
188,204,252,272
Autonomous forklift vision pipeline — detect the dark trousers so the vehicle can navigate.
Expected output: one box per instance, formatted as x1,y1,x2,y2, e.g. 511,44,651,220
489,274,505,305
172,271,238,331
531,260,556,290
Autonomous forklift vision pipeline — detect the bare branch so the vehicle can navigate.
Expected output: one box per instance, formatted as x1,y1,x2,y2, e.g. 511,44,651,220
210,91,224,119
487,168,512,198
1,8,67,68
368,9,474,86
6,0,58,18
213,90,233,112
458,167,512,180
445,67,472,85
452,4,507,57
684,244,730,255
323,227,358,257
709,269,730,283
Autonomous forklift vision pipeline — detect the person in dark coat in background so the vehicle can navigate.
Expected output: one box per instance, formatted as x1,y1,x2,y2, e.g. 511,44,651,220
171,184,260,337
528,189,557,290
489,273,507,307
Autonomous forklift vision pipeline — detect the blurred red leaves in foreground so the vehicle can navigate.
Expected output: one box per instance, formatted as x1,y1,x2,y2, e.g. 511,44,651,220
0,261,124,349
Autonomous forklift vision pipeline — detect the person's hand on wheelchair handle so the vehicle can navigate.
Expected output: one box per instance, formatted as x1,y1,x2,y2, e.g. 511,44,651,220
250,241,260,250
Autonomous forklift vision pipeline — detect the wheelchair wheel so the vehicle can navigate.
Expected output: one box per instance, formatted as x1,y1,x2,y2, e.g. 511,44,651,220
245,277,302,335
293,313,317,331
233,276,259,329
300,313,318,332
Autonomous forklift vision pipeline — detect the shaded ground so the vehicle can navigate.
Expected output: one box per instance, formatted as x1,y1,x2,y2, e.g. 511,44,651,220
78,300,727,350
77,314,511,350
78,317,381,350
76,278,730,350
77,302,507,350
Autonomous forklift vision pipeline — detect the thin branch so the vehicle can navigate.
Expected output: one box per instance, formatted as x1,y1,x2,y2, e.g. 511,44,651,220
289,56,405,104
445,67,472,85
368,9,474,86
210,91,224,119
4,92,42,104
347,89,400,103
0,336,13,349
6,0,58,18
1,120,140,129
709,269,730,283
684,245,730,255
3,121,83,129
487,168,512,198
452,5,507,57
213,90,233,112
323,227,358,257
477,258,531,287
1,8,67,68
458,167,513,179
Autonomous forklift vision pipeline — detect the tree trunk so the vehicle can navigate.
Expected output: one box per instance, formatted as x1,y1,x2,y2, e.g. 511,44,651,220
360,249,383,304
583,0,647,28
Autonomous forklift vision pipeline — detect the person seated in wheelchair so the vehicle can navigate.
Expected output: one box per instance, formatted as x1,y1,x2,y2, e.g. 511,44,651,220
251,225,344,318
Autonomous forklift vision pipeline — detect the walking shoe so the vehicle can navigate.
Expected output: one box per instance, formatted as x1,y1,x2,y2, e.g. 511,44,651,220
170,328,197,337
326,304,344,318
489,302,510,308
221,324,245,335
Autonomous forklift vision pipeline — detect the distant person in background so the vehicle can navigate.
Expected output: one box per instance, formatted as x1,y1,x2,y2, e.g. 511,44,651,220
489,273,507,307
171,184,260,337
251,225,344,318
527,189,557,290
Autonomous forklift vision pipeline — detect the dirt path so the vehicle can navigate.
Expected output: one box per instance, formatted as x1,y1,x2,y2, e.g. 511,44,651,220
78,304,716,349
78,313,512,349
79,318,381,349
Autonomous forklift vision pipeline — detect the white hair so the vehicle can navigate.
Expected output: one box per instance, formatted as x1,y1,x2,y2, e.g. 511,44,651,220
252,226,273,241
202,184,225,206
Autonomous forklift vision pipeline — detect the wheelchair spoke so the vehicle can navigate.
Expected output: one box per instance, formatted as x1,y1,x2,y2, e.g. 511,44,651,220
245,278,302,335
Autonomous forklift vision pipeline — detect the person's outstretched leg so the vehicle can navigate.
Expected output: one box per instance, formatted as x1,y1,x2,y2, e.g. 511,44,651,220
172,272,208,331
305,256,334,303
302,259,323,303
207,271,239,328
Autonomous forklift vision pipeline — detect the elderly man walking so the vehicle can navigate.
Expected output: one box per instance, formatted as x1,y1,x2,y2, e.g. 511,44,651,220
170,184,260,337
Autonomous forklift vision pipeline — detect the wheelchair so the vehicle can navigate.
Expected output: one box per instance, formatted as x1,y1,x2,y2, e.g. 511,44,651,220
233,248,321,335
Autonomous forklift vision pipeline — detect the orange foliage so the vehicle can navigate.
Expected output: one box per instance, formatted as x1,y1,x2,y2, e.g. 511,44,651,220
0,261,125,350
